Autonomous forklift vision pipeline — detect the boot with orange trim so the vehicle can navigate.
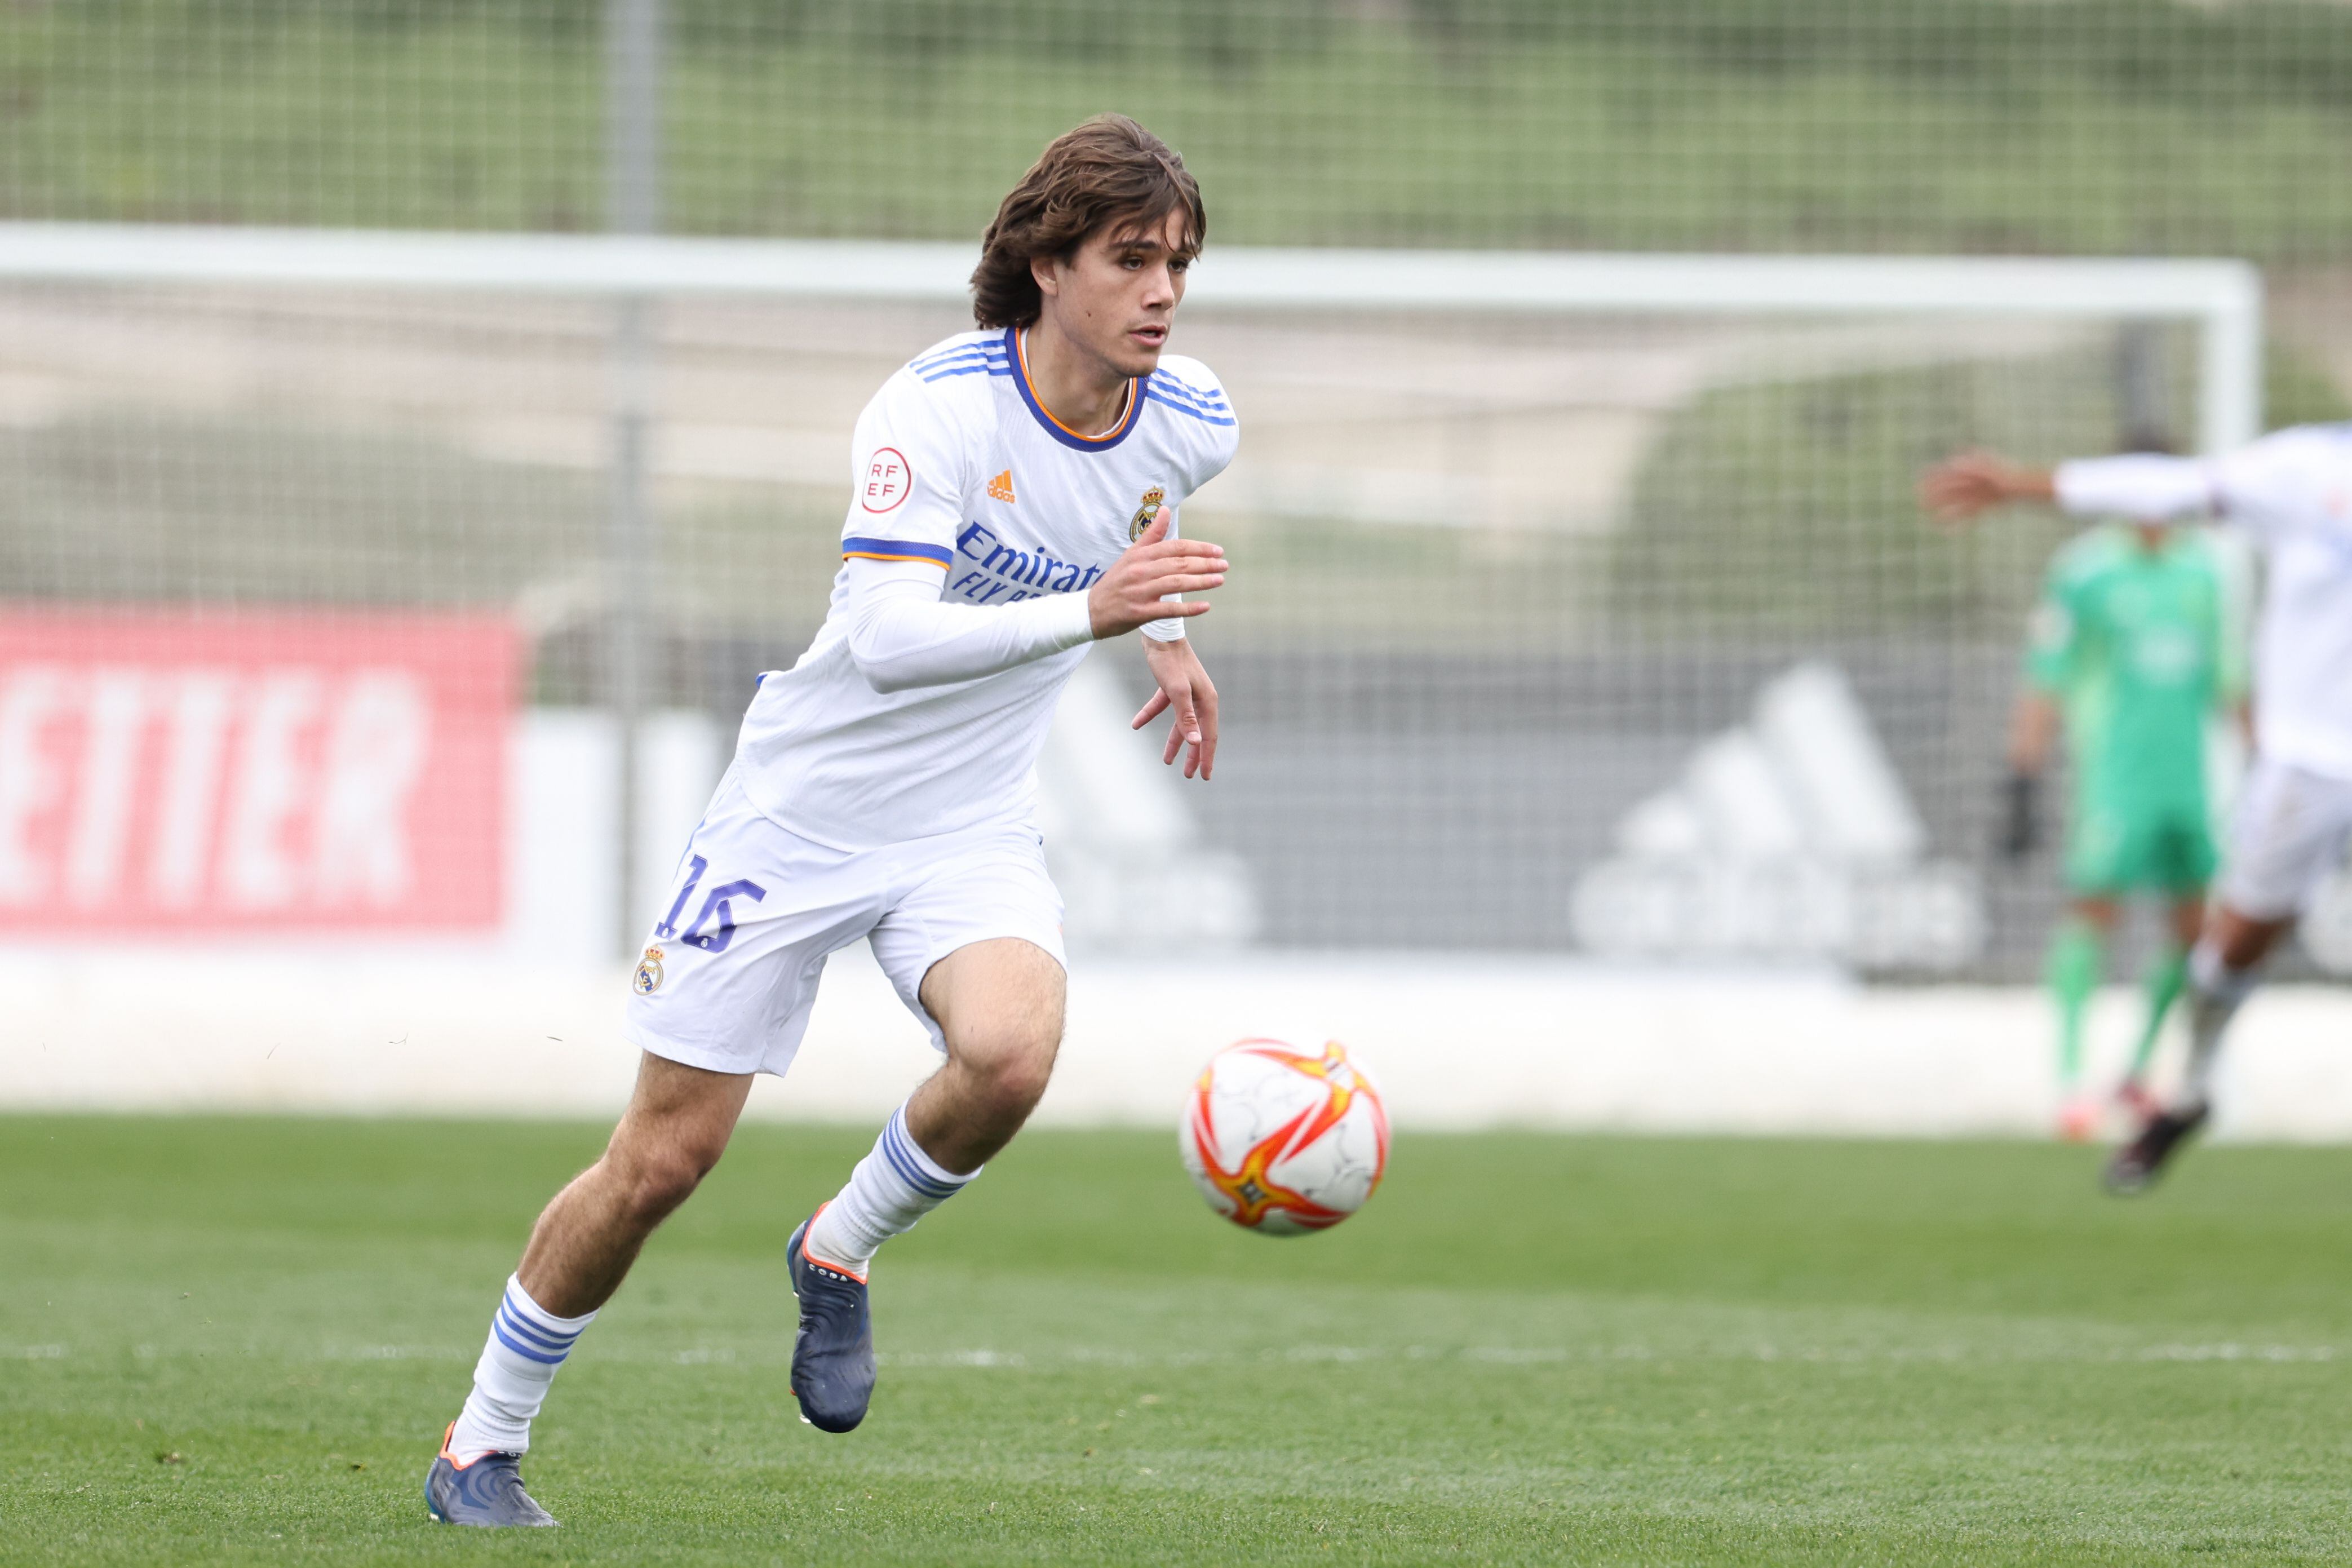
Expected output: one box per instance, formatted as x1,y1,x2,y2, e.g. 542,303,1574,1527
787,1208,875,1433
423,1422,557,1527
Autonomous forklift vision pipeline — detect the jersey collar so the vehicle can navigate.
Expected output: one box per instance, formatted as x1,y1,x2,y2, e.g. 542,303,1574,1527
1008,326,1142,453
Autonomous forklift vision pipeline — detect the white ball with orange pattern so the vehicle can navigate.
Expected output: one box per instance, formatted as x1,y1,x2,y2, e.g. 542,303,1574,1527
1180,1039,1389,1236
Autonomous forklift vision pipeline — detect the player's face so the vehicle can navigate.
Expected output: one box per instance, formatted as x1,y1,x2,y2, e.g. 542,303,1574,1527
1038,210,1193,379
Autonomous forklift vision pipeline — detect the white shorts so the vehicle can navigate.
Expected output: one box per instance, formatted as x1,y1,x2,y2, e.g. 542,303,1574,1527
623,767,1066,1077
2218,758,2352,922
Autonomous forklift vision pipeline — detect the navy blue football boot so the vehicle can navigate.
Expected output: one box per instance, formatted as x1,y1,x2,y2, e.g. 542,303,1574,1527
787,1208,875,1433
424,1423,557,1527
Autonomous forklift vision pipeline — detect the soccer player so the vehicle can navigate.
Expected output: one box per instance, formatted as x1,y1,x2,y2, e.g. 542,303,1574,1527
1925,429,2352,1191
2001,504,2240,1141
426,115,1240,1526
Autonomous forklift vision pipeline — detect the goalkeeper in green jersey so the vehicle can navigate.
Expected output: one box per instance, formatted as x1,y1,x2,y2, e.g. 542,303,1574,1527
2005,515,2244,1140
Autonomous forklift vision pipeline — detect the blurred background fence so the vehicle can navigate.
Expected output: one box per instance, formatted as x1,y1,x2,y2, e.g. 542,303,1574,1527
5,0,2352,984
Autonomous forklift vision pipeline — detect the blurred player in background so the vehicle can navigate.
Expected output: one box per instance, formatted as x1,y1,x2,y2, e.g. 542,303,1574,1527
2001,458,2243,1141
424,115,1239,1526
1926,426,2352,1191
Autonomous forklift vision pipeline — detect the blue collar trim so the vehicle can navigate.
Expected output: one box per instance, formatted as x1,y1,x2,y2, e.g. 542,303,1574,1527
1007,327,1142,453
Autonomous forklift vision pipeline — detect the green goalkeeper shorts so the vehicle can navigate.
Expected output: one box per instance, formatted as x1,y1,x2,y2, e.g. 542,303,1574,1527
2063,803,2217,896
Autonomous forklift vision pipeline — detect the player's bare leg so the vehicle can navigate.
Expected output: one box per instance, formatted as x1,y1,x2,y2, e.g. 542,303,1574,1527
791,938,1065,1432
431,1055,752,1522
517,1055,754,1315
905,938,1066,1170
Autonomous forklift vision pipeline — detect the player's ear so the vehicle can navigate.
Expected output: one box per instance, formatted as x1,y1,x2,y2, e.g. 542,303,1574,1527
1029,252,1061,301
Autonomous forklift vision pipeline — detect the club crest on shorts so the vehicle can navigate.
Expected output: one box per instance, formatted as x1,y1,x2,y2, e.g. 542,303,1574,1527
1129,485,1166,541
633,946,665,995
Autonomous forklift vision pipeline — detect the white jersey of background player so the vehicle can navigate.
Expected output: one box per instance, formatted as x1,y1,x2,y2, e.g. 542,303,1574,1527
1925,431,2352,1189
426,116,1237,1526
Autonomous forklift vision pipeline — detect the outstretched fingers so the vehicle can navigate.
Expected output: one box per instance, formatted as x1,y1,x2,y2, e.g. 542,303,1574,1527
1187,685,1219,780
1141,570,1228,596
1919,450,2008,524
1161,684,1200,769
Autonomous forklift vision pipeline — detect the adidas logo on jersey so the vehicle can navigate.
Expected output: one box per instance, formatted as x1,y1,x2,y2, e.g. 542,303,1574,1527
987,469,1016,503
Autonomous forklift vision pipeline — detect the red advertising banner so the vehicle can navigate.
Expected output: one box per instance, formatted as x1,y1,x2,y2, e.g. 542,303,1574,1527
0,606,517,933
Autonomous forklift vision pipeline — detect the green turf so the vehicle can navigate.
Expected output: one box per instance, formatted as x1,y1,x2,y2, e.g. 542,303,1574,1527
9,1116,2352,1564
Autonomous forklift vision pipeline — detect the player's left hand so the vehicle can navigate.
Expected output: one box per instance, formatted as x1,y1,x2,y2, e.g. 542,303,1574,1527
1135,635,1219,780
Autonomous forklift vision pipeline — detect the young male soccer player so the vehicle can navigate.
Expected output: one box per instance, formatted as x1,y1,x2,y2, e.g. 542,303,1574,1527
1925,430,2352,1191
2003,511,2239,1140
426,114,1241,1526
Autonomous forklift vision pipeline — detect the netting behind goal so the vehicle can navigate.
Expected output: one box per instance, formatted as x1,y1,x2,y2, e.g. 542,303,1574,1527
8,264,2304,977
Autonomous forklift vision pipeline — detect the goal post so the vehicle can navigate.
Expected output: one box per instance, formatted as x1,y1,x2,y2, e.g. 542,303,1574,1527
0,223,2264,451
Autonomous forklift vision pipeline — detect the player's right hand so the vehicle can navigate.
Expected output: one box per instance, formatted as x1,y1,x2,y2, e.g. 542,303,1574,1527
1087,509,1227,640
1920,450,2052,525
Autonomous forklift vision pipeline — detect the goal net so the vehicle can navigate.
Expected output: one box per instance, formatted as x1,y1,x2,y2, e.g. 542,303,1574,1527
5,226,2332,978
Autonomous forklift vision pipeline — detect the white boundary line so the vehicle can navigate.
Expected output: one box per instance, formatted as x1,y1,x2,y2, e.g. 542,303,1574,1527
0,223,2264,451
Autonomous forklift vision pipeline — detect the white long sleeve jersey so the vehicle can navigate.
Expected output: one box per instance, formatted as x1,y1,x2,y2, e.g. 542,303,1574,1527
733,327,1240,851
2054,424,2352,780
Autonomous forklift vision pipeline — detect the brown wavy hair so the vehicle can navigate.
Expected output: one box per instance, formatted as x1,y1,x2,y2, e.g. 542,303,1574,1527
971,115,1205,330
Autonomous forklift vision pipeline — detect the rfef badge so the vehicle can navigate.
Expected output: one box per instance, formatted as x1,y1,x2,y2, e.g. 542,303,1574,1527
1129,485,1166,542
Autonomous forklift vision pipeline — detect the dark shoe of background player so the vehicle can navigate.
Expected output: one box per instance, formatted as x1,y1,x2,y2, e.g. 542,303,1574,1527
2113,1076,2161,1123
2103,1102,2210,1196
789,1208,875,1433
424,1424,557,1527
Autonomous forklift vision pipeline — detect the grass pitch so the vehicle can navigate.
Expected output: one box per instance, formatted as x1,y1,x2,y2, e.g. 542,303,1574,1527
8,1117,2352,1564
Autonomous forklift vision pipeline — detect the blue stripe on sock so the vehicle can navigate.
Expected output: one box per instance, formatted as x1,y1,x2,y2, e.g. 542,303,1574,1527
499,1291,583,1339
495,1303,578,1355
883,1121,960,1198
881,1136,955,1198
492,1318,569,1365
885,1114,961,1193
502,1284,586,1331
881,1115,963,1199
495,1318,573,1363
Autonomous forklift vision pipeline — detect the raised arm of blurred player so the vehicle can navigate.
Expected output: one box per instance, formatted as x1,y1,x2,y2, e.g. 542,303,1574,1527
1921,440,2311,530
1923,448,2217,524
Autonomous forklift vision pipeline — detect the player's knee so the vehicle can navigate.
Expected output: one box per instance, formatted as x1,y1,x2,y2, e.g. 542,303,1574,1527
953,1024,1058,1120
612,1137,723,1226
991,1047,1056,1117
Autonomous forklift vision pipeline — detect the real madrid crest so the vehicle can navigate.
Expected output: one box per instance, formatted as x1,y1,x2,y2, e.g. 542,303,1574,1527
633,945,665,995
1129,484,1167,542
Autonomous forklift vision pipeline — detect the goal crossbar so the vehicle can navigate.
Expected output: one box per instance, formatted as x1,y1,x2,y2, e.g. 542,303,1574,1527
0,222,2264,451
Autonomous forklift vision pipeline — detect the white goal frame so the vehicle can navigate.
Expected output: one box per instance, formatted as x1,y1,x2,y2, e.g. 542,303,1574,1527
0,223,2266,453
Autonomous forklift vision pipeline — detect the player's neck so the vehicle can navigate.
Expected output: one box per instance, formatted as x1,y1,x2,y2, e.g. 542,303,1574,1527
1019,318,1133,438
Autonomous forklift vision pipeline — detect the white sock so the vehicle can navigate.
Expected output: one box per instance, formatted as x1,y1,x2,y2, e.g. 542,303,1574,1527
2181,940,2260,1106
803,1104,978,1277
446,1275,597,1459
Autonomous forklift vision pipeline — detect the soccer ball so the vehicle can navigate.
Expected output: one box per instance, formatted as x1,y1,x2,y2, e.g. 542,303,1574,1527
1180,1039,1389,1236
